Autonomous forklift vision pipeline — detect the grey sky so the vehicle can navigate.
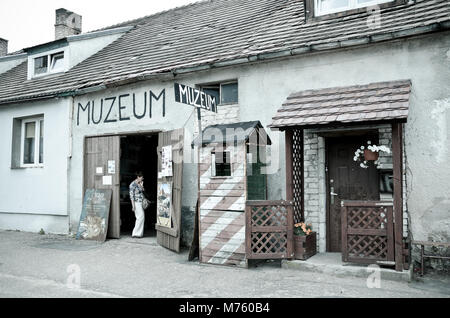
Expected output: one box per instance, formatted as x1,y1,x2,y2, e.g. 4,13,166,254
0,0,197,53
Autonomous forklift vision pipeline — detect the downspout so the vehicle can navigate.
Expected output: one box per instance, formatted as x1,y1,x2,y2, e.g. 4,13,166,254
66,96,74,235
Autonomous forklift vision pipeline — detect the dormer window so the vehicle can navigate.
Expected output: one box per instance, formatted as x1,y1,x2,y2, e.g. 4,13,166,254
50,52,65,71
313,0,395,17
33,52,65,76
34,56,48,75
28,48,68,79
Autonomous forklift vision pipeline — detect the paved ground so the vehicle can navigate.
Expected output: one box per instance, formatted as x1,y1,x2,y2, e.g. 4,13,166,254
0,230,449,298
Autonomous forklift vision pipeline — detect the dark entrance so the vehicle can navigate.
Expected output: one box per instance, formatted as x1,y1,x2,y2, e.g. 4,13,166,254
119,134,158,237
326,133,380,252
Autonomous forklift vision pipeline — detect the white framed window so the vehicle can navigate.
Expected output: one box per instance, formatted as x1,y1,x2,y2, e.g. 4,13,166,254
28,47,68,79
200,81,238,105
211,150,232,177
315,0,393,16
49,52,65,72
20,117,44,167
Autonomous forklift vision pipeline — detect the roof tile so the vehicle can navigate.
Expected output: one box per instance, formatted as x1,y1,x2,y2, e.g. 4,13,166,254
0,0,448,104
269,80,411,128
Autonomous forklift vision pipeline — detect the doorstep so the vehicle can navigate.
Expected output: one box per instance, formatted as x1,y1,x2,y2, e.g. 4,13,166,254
282,253,412,283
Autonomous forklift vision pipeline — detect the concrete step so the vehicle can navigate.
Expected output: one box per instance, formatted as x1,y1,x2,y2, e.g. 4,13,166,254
282,253,412,282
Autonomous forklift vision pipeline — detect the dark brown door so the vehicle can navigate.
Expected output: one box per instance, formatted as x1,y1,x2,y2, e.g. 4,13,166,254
84,136,121,238
326,135,379,252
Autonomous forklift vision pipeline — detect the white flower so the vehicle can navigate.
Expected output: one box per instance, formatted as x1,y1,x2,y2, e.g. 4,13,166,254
367,141,372,145
378,145,391,154
360,146,365,150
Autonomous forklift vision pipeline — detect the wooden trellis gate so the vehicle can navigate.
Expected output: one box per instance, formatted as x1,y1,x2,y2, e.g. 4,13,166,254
341,201,395,264
245,200,294,259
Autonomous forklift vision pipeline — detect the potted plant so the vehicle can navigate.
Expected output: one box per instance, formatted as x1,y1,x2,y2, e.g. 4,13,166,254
353,141,391,169
293,222,317,260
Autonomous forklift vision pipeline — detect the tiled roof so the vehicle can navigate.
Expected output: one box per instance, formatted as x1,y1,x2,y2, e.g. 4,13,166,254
0,0,449,104
269,80,411,128
192,120,272,146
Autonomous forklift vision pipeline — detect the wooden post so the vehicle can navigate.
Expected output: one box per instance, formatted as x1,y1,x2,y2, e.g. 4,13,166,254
300,129,304,222
188,108,202,261
287,202,294,259
285,129,294,202
392,122,404,271
341,204,348,262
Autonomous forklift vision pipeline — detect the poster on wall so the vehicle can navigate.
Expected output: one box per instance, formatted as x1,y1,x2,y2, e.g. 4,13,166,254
108,160,116,174
156,182,172,228
76,189,112,242
161,145,173,177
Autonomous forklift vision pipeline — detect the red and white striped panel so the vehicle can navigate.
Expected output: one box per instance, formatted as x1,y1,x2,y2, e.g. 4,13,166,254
199,144,247,267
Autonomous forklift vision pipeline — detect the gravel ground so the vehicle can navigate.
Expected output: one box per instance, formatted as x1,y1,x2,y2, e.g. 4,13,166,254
0,230,449,298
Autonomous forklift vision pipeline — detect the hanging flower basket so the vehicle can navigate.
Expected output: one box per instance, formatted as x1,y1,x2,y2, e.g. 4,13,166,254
354,141,391,169
364,149,379,161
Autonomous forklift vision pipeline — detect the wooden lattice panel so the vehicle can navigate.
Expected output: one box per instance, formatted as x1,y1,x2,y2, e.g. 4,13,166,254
347,235,389,259
347,207,388,230
251,233,288,255
292,129,304,224
342,201,395,264
250,205,288,227
246,200,294,259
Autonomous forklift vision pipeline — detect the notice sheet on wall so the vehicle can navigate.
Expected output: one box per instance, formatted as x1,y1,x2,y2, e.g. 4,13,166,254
161,145,173,177
156,182,172,228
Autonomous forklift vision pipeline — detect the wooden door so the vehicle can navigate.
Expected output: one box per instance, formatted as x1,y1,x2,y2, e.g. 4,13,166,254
84,136,121,238
155,128,184,252
326,136,379,252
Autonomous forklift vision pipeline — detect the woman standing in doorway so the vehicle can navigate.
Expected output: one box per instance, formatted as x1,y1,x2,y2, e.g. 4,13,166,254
129,172,145,238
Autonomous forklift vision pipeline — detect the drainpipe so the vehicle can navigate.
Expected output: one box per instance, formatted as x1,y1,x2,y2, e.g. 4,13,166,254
66,96,74,234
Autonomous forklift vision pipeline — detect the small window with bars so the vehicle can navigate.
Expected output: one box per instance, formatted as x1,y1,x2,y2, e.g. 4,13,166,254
211,151,232,177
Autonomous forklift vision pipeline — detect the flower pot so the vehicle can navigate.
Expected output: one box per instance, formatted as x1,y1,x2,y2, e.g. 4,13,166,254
293,232,317,260
364,149,379,161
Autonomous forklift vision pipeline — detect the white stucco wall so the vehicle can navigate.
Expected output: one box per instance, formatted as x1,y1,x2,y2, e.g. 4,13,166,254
67,32,450,251
235,32,450,248
0,97,71,234
69,81,199,234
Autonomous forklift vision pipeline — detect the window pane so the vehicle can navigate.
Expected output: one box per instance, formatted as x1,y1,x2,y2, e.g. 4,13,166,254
379,170,393,193
357,0,376,3
319,0,349,11
39,120,44,164
202,87,220,106
34,56,48,75
221,82,238,104
215,152,231,177
24,122,35,164
50,53,64,71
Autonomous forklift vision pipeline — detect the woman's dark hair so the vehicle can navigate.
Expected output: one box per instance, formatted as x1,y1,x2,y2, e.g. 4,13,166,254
136,171,144,178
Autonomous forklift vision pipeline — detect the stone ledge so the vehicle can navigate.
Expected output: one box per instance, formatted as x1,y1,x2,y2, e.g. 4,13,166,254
282,253,412,283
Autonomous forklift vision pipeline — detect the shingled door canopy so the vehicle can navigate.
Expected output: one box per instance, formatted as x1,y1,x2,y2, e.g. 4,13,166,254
269,80,411,129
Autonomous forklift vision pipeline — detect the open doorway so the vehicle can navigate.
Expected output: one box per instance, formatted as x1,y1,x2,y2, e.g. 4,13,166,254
119,134,158,238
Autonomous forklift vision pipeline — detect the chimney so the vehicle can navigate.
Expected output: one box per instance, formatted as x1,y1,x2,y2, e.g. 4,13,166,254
0,38,7,57
55,8,82,40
